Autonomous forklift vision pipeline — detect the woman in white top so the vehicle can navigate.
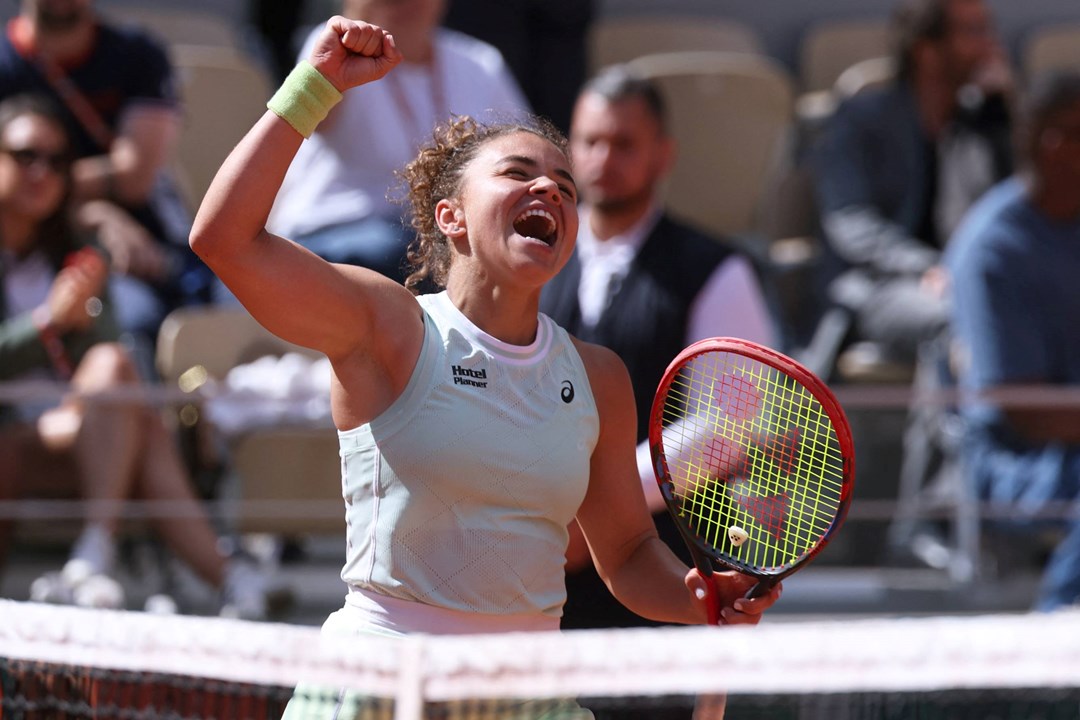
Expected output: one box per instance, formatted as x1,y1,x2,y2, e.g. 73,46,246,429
191,16,781,640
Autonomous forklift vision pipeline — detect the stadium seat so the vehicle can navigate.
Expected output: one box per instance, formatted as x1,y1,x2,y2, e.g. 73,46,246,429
625,50,796,257
168,45,274,214
587,15,762,74
1022,23,1080,79
796,18,891,125
155,306,342,537
103,6,241,49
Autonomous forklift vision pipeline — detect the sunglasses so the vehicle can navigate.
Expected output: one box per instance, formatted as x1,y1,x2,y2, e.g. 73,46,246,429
2,147,70,173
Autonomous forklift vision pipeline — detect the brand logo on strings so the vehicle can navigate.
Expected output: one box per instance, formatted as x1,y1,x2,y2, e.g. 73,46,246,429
452,365,488,388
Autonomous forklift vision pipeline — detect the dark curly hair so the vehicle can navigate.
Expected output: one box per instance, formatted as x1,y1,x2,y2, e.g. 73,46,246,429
397,113,569,294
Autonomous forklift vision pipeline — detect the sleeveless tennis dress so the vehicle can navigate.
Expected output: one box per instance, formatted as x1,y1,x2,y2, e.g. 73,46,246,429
336,291,599,635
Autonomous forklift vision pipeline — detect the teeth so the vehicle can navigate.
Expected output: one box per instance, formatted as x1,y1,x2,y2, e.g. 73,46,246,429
514,207,557,240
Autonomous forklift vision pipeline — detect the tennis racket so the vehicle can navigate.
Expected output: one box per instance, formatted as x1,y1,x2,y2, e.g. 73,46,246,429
649,337,855,624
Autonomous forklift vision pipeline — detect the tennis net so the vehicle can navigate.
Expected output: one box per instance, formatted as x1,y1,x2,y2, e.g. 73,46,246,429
3,598,1080,719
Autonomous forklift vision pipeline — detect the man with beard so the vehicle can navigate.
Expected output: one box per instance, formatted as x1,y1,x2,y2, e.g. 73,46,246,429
812,0,1015,370
0,0,201,375
540,66,777,635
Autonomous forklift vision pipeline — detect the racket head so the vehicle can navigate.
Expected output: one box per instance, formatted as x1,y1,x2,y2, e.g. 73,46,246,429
649,338,854,585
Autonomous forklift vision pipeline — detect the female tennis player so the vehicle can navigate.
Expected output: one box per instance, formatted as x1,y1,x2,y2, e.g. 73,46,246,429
190,15,781,641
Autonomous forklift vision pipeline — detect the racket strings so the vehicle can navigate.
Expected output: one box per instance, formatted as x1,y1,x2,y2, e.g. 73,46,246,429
659,352,845,573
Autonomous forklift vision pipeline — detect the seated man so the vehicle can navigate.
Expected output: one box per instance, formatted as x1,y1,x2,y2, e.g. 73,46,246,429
946,70,1080,611
812,0,1013,369
541,65,777,631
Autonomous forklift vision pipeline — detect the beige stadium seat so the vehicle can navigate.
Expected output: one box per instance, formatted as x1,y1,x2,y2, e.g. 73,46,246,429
799,18,891,94
796,18,891,124
588,15,762,74
156,306,342,537
168,45,274,214
833,56,896,100
625,51,796,253
1023,24,1080,79
104,6,240,49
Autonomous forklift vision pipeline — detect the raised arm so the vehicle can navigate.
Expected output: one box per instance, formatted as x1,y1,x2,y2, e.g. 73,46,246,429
572,339,780,625
189,17,416,366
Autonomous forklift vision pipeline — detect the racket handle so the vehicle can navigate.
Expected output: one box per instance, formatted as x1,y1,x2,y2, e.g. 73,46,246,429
704,583,722,625
689,547,723,625
743,579,776,601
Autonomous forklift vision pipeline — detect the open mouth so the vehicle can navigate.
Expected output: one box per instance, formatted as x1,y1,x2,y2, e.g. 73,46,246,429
513,208,557,246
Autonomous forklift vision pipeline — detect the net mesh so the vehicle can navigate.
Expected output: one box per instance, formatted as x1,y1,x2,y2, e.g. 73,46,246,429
3,599,1080,720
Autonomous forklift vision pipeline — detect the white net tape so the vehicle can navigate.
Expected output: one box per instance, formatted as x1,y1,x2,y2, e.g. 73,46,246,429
4,600,1080,709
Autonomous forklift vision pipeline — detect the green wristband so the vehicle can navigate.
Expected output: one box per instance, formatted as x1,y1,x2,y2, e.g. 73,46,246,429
267,61,343,138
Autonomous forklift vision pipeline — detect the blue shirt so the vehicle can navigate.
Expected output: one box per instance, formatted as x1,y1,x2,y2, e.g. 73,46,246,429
946,176,1080,500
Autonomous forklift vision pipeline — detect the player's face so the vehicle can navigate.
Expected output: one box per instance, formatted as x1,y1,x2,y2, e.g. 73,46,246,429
0,113,69,240
569,93,671,216
449,131,579,288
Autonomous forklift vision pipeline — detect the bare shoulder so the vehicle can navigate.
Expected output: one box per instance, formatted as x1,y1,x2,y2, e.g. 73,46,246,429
571,336,625,376
570,337,634,414
329,263,425,370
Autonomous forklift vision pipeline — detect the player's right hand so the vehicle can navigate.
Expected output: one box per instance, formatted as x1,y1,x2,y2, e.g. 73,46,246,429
307,16,403,93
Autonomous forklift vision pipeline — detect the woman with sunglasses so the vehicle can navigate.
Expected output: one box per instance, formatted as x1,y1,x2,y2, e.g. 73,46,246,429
0,94,269,618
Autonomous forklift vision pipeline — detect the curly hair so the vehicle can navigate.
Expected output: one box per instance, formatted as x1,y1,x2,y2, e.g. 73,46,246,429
397,113,569,294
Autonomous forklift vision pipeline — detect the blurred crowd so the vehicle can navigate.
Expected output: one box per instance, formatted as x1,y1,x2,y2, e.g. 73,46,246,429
2,0,1080,622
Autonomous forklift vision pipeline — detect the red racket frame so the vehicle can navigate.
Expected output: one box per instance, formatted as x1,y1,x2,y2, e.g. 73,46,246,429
648,337,855,623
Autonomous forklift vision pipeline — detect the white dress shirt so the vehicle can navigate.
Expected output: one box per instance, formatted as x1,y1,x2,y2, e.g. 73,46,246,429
576,204,778,510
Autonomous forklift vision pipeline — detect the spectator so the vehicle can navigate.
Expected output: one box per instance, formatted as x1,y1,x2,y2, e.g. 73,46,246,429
540,66,777,631
946,71,1080,612
265,0,530,284
442,0,595,134
812,0,1013,369
0,94,267,618
0,0,204,376
248,0,307,84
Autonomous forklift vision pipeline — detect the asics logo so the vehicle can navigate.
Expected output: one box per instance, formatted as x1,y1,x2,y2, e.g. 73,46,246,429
561,380,575,404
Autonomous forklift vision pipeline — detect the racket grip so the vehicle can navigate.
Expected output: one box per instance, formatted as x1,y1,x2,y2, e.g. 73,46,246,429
743,579,776,601
689,547,723,625
704,584,722,625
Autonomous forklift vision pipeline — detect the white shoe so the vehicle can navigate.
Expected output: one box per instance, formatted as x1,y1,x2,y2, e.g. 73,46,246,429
29,571,74,605
29,559,125,610
72,573,126,610
220,558,269,621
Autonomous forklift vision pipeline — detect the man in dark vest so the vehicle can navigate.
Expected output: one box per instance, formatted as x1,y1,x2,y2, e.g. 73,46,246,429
541,66,777,632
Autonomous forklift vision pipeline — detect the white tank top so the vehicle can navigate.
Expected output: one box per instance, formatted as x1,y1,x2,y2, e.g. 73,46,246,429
338,292,599,621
